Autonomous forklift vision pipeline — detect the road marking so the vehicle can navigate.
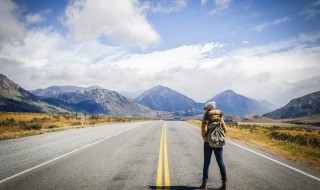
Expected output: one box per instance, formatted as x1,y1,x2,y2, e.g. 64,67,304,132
163,123,171,187
156,122,171,189
184,121,320,182
0,124,143,185
156,124,164,188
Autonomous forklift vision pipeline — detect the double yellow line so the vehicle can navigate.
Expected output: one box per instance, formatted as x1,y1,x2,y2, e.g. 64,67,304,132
156,122,170,189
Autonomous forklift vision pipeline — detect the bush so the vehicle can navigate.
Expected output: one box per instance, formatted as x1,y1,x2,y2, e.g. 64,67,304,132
0,118,15,126
71,122,82,126
309,138,320,148
268,132,308,146
52,115,60,120
62,115,70,120
296,135,307,146
20,123,42,130
47,125,58,129
269,126,281,130
89,115,100,120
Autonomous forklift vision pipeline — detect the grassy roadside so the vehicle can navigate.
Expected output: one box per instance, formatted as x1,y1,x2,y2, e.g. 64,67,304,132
188,120,320,173
0,112,155,141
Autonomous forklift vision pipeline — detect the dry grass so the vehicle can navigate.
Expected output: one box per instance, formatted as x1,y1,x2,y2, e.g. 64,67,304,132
188,119,320,173
0,112,155,140
238,122,312,128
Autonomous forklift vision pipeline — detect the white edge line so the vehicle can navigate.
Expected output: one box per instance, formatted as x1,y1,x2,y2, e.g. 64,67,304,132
0,124,142,184
183,121,320,182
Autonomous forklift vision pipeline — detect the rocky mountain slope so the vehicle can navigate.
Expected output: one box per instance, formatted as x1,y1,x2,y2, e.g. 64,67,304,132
206,90,271,116
263,91,320,119
0,74,68,113
134,85,203,112
30,85,102,97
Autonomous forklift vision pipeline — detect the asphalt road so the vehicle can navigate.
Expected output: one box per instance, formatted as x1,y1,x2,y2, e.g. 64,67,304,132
0,121,319,190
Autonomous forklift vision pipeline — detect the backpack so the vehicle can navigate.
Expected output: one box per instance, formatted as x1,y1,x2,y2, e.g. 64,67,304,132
206,113,226,148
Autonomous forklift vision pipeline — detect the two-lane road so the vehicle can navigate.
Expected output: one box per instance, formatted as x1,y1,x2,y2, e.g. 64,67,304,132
0,121,319,189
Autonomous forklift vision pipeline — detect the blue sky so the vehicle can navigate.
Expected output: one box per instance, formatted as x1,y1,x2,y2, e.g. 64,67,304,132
12,0,320,50
1,0,320,106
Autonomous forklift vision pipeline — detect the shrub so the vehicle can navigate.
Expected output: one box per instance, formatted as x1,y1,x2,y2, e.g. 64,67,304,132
309,138,320,148
0,118,15,126
296,135,307,146
268,132,309,146
20,123,42,130
269,126,281,130
62,115,70,120
52,115,60,120
30,117,48,124
47,125,58,129
89,115,100,120
71,122,82,126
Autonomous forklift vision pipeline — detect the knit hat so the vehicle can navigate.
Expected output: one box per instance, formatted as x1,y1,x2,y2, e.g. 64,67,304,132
205,101,216,110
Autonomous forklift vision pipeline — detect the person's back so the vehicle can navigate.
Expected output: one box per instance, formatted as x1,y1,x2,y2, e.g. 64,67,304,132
200,102,228,189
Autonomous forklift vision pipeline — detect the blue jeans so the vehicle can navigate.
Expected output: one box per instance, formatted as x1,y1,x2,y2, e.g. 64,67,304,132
202,142,227,181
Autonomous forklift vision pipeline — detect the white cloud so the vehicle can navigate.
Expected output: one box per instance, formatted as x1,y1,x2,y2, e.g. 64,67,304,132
63,0,161,50
252,16,290,32
148,0,187,13
299,0,320,20
215,0,231,9
0,0,25,43
200,0,231,14
272,17,290,25
201,0,209,5
26,13,45,24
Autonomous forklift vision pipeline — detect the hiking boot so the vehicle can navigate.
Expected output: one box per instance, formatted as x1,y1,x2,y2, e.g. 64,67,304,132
220,180,227,189
199,180,207,189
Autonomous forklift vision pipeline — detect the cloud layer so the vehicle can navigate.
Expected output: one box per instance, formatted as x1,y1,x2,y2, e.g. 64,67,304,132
63,0,161,50
0,0,319,108
0,0,25,43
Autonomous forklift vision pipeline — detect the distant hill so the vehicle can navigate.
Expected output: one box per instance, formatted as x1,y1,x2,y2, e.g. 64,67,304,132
118,90,144,100
173,108,203,120
259,99,278,111
30,85,103,97
134,85,203,112
47,89,167,118
263,91,320,119
206,90,271,116
0,74,68,113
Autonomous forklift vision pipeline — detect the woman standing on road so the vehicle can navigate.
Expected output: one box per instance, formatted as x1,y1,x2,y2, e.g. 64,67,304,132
200,101,228,189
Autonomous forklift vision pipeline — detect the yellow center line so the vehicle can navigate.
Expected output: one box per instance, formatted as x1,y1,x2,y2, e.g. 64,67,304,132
156,122,171,189
163,123,171,188
156,123,164,188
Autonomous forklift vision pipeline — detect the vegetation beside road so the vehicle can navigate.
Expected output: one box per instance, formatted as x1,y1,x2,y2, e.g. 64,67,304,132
0,112,155,140
188,120,320,173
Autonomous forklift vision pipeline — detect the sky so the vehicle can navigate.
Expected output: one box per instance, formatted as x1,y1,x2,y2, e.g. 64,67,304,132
0,0,320,107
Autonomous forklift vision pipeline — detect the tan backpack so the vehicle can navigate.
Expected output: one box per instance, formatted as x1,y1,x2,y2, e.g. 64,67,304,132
205,110,226,148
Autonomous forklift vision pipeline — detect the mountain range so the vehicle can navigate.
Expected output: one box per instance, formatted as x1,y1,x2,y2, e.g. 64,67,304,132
134,86,273,116
0,74,167,118
1,73,318,120
45,89,164,117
